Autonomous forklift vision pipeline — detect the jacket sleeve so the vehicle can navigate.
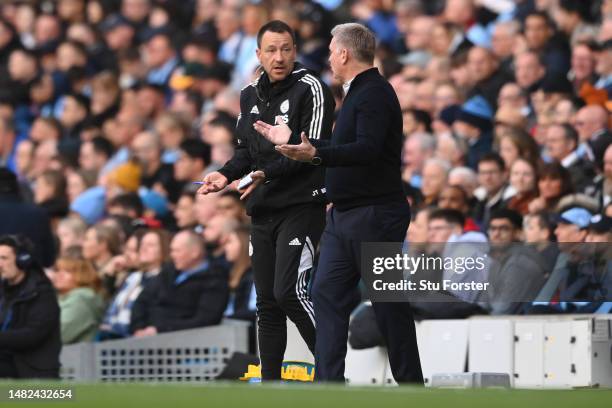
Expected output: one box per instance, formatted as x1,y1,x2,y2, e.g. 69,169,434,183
0,289,59,350
217,93,254,182
316,86,390,167
156,272,229,332
262,80,335,179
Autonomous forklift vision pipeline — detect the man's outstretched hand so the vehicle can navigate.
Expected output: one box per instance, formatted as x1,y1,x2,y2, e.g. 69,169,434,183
197,171,228,194
253,116,292,145
275,133,317,162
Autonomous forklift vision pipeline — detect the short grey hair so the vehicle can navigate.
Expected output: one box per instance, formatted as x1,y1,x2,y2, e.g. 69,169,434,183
412,132,436,152
331,23,376,64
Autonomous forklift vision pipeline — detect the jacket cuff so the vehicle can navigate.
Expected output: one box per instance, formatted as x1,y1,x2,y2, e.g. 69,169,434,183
315,146,333,165
261,162,282,180
217,167,236,183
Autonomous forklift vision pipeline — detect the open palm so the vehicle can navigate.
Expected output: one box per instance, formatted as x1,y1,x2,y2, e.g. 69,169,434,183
253,116,292,145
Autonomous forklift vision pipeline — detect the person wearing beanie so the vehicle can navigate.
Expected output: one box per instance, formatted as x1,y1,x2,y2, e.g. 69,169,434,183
452,95,494,169
105,160,142,201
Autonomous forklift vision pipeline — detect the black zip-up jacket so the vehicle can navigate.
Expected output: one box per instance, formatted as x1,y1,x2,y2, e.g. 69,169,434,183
312,68,405,210
0,270,61,379
218,63,335,218
130,261,229,334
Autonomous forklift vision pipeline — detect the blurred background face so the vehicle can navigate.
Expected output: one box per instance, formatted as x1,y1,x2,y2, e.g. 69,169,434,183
0,22,13,48
488,218,517,244
60,96,87,128
438,187,468,213
407,210,429,243
571,45,594,81
499,137,520,168
467,48,495,83
498,83,524,108
139,232,162,269
174,195,196,228
604,146,612,180
546,125,573,161
510,160,536,194
216,195,243,221
144,35,174,68
194,193,218,226
427,219,458,243
173,152,197,181
8,50,37,81
170,233,201,271
215,7,240,41
123,235,140,269
223,231,242,262
122,0,151,23
538,176,562,200
421,162,447,199
555,222,585,243
34,175,54,203
515,53,544,89
524,216,549,243
524,15,551,50
57,223,80,252
52,265,77,294
82,229,103,260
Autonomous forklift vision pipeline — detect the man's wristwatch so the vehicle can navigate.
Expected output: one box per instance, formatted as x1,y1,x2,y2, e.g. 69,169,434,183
310,149,322,165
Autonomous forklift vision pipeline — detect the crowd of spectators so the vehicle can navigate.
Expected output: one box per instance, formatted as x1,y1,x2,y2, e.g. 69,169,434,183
0,0,611,353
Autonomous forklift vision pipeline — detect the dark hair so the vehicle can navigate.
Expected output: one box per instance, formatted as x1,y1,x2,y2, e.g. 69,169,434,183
0,234,32,256
108,192,144,218
559,0,593,22
62,39,88,58
66,92,91,115
39,169,67,200
526,211,555,240
499,127,540,165
478,152,505,171
179,139,211,165
556,123,579,148
524,11,555,30
406,109,432,133
257,20,296,48
0,167,19,194
490,208,523,230
183,90,204,111
90,136,115,158
538,161,574,197
209,115,236,139
429,208,465,227
179,189,197,201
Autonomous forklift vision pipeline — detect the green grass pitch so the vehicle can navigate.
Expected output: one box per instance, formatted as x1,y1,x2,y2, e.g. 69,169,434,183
1,381,612,408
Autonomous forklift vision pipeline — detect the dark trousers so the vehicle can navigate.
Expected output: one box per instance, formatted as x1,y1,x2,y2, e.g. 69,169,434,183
251,204,325,380
312,201,424,383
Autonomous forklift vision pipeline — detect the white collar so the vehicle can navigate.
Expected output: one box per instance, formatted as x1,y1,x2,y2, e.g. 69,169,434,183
561,150,579,167
342,77,356,95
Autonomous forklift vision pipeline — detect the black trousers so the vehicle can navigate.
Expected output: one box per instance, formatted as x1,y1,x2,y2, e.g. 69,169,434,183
251,204,325,380
311,201,424,383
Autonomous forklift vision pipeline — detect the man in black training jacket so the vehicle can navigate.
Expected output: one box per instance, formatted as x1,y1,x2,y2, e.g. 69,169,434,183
0,235,61,379
254,23,423,383
198,20,334,380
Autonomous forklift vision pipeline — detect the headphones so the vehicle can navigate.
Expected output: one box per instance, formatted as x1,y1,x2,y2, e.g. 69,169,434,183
2,235,34,271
